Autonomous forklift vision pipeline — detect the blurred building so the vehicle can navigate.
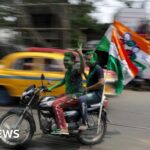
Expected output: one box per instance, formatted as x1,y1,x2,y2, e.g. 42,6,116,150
17,0,70,48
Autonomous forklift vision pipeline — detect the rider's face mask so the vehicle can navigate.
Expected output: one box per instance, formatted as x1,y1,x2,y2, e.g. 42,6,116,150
85,54,96,67
64,56,73,69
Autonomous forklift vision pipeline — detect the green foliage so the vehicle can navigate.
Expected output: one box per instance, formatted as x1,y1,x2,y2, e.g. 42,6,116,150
70,31,80,48
70,2,97,28
0,0,110,49
69,1,109,47
0,5,17,27
23,0,68,3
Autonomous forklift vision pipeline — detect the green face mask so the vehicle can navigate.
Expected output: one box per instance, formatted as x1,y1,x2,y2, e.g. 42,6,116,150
64,56,73,69
86,55,96,67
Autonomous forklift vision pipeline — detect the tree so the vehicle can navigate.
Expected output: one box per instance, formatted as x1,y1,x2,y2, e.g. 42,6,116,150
69,0,108,47
0,0,108,49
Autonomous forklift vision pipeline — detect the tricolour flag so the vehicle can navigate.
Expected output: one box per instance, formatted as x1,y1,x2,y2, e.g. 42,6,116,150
113,21,150,71
96,24,139,94
113,21,150,54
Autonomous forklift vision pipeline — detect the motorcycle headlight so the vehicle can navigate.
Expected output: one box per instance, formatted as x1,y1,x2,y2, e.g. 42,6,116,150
20,85,35,105
21,95,31,105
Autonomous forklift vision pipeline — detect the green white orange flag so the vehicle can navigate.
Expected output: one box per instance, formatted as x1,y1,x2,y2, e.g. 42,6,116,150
113,21,150,71
96,24,139,94
113,21,150,54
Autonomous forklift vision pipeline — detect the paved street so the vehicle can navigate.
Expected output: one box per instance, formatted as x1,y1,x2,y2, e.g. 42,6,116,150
0,89,150,150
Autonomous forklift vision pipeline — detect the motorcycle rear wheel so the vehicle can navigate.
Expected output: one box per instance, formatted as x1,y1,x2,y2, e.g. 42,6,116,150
77,113,106,145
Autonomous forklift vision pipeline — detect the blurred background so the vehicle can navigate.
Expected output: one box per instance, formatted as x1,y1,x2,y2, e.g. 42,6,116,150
0,0,149,58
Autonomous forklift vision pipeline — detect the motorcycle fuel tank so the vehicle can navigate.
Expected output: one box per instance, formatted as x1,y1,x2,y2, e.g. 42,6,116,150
39,96,55,107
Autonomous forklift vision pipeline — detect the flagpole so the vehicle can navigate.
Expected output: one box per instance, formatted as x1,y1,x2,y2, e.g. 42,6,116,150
91,48,106,134
96,73,105,134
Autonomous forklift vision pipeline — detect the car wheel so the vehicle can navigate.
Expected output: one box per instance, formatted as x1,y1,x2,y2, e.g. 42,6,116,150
0,87,12,105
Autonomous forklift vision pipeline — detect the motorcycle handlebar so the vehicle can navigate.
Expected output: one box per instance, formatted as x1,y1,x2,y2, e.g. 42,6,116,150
37,86,50,93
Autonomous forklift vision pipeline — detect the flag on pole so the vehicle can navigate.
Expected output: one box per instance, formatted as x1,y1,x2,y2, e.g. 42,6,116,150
96,24,139,94
113,21,150,54
113,21,150,71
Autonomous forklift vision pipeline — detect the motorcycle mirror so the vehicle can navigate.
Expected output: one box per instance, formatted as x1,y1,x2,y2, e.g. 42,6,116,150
41,74,45,80
41,74,45,87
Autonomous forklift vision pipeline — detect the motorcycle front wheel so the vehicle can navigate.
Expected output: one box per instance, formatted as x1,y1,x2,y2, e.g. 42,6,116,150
0,111,34,148
77,113,106,145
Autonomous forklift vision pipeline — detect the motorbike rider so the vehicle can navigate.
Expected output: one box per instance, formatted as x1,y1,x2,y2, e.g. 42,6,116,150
78,50,105,130
46,50,85,135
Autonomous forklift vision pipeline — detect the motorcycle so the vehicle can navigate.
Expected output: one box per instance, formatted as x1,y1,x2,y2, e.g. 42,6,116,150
0,74,107,147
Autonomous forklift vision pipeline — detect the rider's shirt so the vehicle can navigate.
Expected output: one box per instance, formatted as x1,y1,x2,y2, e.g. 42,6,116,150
87,64,104,97
65,64,83,95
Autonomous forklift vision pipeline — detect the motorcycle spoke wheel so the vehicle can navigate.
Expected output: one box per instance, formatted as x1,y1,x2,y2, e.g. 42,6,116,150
80,120,104,140
0,114,30,146
78,114,106,145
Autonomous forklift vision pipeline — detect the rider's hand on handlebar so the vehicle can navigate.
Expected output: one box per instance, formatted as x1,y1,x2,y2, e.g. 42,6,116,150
41,86,48,92
47,87,53,92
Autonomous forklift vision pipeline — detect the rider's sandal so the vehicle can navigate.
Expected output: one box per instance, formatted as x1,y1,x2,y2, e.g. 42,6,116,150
78,125,88,131
51,128,69,135
79,122,88,131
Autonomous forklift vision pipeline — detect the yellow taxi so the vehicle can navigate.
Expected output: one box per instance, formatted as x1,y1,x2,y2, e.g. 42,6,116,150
0,52,117,104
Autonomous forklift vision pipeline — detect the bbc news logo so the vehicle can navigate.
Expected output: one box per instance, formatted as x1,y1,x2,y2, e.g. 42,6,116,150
0,129,19,139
